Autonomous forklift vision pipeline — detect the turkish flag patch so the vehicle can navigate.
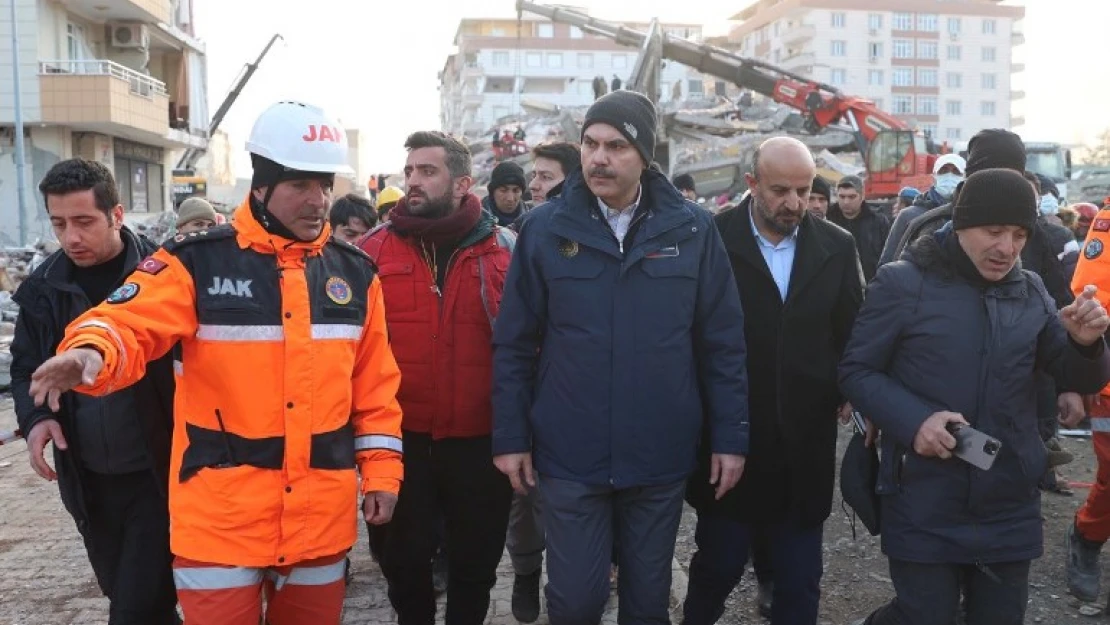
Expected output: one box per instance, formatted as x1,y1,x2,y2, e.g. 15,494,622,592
137,257,168,275
1094,219,1110,233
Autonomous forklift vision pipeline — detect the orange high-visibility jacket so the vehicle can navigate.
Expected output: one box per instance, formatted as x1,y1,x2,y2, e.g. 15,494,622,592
1072,207,1110,396
58,199,404,568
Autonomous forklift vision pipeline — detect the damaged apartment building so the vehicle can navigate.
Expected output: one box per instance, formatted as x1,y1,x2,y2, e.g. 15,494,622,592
0,0,209,247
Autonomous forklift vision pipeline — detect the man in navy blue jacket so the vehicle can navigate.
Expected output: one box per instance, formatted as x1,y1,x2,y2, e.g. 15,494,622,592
492,90,750,625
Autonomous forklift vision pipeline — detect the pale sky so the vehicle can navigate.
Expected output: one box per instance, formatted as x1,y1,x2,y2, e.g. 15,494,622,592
193,0,1109,177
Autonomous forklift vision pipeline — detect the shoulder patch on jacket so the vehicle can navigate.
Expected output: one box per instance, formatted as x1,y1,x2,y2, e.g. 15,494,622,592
162,224,236,254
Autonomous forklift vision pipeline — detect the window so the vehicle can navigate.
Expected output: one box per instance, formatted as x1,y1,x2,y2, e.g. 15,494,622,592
831,69,846,85
570,26,583,39
981,73,997,89
917,14,938,32
981,46,996,62
537,23,554,38
946,100,962,115
831,40,847,56
947,45,961,61
893,95,913,115
526,52,542,68
946,72,962,88
917,96,938,115
66,22,88,61
893,39,914,58
917,40,938,59
869,42,883,58
868,69,884,86
613,54,628,69
688,79,704,94
946,127,962,140
490,27,506,37
493,51,510,67
577,53,593,69
947,17,962,34
893,68,913,87
920,124,938,138
872,97,884,111
868,13,883,31
546,53,562,68
893,12,913,30
981,101,996,116
918,68,937,87
831,12,846,28
982,19,997,35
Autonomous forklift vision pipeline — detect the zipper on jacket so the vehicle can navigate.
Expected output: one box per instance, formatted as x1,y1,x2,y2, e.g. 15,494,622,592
213,409,239,468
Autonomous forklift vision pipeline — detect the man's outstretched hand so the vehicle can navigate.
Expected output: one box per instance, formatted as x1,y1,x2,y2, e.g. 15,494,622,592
29,348,103,412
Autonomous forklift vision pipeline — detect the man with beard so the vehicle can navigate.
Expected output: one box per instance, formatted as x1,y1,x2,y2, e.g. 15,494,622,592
359,131,515,625
11,158,178,625
493,90,749,625
683,137,864,625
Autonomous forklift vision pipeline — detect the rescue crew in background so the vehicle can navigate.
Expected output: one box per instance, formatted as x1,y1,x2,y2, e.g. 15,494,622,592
27,101,405,625
377,185,405,224
1066,201,1110,607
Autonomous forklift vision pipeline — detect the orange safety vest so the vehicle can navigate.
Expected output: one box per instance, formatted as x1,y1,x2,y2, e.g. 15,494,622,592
1072,207,1110,398
59,199,404,568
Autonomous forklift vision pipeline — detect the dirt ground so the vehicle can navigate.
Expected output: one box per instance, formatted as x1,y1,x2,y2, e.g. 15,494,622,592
672,425,1108,624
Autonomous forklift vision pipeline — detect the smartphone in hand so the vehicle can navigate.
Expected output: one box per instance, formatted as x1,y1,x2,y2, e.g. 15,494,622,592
945,423,1002,471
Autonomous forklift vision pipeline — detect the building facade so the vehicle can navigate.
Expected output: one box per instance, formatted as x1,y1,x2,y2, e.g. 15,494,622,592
1,0,209,246
726,0,1025,145
440,11,706,139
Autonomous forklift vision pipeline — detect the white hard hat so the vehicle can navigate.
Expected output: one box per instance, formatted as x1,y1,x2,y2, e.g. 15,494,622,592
245,101,354,175
933,153,967,175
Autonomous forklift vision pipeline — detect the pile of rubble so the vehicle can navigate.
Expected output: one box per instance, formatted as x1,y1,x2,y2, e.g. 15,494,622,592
461,93,865,201
0,247,34,391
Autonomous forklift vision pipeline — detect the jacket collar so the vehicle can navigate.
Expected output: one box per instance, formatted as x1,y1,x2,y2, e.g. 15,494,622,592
549,168,694,257
720,195,834,305
42,224,145,294
231,197,329,260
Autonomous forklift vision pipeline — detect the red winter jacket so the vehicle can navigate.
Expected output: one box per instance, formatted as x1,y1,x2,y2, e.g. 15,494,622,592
358,211,514,438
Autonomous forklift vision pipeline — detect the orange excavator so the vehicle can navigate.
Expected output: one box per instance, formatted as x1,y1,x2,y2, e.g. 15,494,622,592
516,0,941,199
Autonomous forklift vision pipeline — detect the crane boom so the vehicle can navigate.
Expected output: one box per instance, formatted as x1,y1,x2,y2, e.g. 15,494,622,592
175,33,284,172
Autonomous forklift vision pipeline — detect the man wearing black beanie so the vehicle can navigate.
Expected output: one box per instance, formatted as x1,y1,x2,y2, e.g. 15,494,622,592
484,161,528,228
842,167,1110,625
492,89,749,625
808,176,831,219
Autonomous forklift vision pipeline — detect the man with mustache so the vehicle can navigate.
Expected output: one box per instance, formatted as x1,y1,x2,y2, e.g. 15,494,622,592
682,137,864,625
359,131,515,625
27,101,404,625
493,90,749,625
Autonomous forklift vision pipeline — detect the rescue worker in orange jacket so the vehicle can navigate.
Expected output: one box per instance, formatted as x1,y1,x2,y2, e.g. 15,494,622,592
1067,204,1110,606
28,101,404,625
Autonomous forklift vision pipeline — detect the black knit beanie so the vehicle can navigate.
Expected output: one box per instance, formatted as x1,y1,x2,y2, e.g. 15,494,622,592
582,90,657,166
965,129,1026,175
488,161,527,196
952,168,1037,233
811,176,831,201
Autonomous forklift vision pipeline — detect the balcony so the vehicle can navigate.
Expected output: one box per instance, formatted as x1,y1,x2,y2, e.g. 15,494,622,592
781,24,816,45
63,0,171,25
779,53,816,72
462,62,483,79
1010,89,1026,100
39,60,179,146
1011,31,1026,46
1011,115,1026,127
1011,62,1026,73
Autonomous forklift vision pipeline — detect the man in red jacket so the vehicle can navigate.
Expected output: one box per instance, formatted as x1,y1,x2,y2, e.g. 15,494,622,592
358,131,515,625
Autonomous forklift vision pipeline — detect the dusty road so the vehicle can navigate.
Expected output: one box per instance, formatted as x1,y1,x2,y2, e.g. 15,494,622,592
0,390,1105,624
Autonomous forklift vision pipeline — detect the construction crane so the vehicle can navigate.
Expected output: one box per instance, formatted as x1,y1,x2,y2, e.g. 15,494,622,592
174,34,284,176
516,0,938,198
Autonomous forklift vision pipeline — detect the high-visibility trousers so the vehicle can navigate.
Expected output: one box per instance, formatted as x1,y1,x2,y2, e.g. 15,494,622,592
173,551,347,625
1077,397,1110,543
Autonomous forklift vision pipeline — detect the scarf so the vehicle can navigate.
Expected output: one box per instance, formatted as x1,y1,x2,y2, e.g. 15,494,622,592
389,193,483,246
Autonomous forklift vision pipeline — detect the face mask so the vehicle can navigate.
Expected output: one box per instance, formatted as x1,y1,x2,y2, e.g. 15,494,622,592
934,173,962,199
1039,194,1060,216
